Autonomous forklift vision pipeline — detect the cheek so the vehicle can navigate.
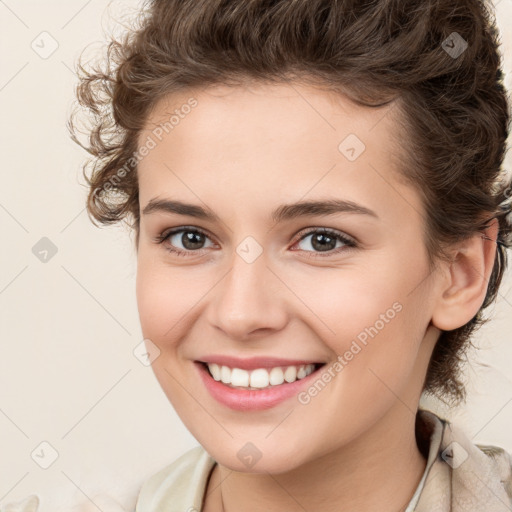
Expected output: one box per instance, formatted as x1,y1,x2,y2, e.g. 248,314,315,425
135,255,193,346
292,255,428,387
135,259,196,406
286,262,410,348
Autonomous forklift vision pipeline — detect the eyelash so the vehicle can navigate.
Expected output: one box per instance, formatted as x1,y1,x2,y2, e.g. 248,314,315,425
153,226,358,259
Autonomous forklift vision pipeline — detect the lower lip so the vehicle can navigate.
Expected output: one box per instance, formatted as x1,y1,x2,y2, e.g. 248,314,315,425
195,361,323,411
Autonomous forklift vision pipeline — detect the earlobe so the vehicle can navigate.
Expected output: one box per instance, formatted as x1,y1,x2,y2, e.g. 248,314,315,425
431,218,499,331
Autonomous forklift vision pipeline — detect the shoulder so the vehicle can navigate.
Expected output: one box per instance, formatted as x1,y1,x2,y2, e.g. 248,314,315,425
416,409,512,510
0,496,39,512
442,414,512,492
474,442,512,500
135,445,217,512
1,448,215,512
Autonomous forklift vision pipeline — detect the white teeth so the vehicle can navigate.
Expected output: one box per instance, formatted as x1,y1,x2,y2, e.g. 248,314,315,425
220,365,231,384
297,366,307,379
284,366,297,383
250,368,269,388
231,368,249,387
209,363,221,381
269,367,284,385
206,363,316,389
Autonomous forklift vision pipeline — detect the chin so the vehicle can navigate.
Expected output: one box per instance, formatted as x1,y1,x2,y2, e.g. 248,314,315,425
203,438,309,475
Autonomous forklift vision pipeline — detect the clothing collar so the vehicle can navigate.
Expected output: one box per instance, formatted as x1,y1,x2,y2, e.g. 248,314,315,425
135,408,512,511
413,408,512,511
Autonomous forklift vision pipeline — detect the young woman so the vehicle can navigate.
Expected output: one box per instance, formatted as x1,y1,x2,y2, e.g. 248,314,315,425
5,0,511,510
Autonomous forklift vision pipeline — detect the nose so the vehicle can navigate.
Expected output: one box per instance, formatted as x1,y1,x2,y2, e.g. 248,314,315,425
207,249,289,341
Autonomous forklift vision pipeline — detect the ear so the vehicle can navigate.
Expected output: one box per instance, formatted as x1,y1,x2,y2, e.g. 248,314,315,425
431,218,499,331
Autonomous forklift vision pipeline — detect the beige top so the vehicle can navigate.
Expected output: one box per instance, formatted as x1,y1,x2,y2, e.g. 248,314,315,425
134,409,512,512
3,410,512,512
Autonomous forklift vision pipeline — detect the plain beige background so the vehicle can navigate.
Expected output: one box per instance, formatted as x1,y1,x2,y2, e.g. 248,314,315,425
0,1,511,510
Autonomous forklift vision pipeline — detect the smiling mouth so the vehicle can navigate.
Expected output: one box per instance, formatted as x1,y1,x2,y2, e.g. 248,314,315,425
200,361,326,390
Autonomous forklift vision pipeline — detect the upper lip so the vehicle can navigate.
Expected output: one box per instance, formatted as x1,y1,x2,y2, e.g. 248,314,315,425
196,355,325,370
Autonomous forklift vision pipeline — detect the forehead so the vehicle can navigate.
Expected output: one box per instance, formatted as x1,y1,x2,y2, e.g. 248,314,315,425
137,82,419,224
143,81,401,152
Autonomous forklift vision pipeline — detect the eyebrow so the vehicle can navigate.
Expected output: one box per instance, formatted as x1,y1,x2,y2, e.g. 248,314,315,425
142,198,378,223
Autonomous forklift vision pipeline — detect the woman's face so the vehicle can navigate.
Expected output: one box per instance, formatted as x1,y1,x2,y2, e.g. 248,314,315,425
135,82,443,473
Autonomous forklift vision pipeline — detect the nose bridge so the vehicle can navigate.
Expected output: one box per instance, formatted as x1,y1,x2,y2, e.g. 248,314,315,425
208,245,287,338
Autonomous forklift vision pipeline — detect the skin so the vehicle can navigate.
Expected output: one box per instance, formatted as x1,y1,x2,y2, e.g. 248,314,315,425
135,82,498,512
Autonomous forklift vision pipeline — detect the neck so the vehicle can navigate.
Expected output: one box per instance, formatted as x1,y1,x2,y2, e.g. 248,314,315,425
204,403,428,512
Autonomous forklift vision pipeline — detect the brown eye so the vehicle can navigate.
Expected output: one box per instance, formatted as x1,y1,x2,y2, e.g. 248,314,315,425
156,227,216,256
171,230,208,250
292,228,357,256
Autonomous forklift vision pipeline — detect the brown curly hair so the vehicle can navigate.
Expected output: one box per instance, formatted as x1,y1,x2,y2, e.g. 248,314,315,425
69,0,512,405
